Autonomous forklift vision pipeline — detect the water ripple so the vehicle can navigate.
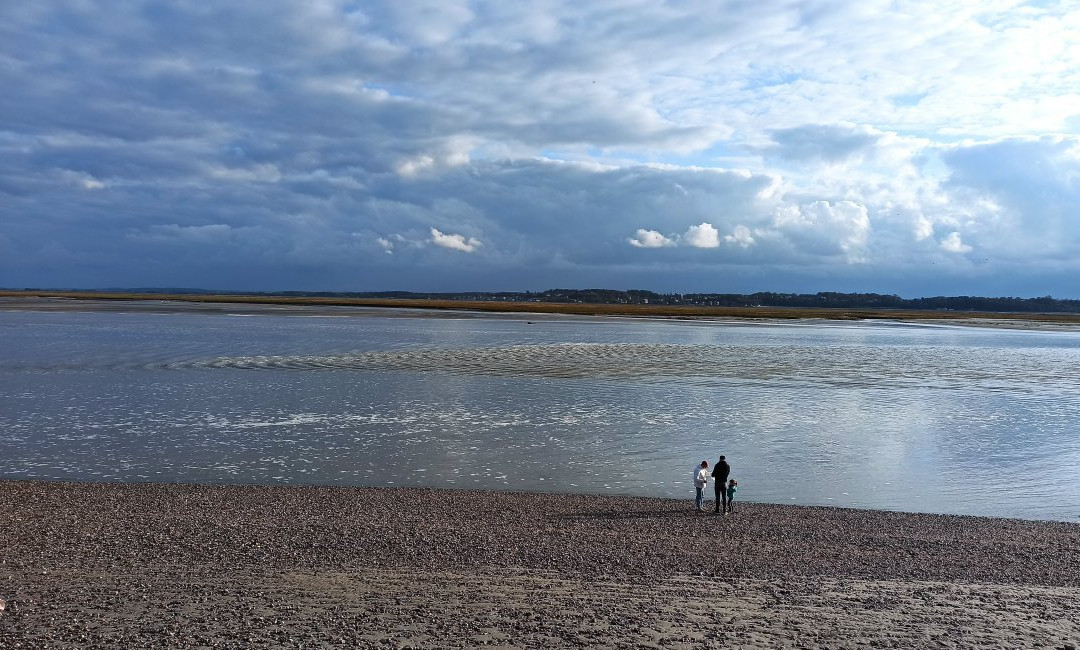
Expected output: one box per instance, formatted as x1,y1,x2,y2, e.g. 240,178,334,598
4,342,1075,394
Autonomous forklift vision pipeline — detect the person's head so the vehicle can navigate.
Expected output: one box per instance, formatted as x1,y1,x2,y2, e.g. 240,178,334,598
719,455,726,461
700,460,708,468
729,479,737,486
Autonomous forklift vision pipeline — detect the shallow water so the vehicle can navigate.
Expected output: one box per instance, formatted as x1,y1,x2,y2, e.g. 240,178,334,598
2,303,1078,521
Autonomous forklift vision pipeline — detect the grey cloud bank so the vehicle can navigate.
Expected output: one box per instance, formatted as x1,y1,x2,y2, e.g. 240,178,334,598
2,1,1079,297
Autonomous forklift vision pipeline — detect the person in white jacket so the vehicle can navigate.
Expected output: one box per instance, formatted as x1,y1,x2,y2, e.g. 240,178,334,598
692,460,709,511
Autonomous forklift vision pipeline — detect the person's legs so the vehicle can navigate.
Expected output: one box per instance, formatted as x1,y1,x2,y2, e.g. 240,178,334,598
721,489,729,513
713,485,722,513
695,486,704,510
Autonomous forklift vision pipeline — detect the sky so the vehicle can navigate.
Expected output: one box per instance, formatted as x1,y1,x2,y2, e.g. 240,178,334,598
2,1,1080,297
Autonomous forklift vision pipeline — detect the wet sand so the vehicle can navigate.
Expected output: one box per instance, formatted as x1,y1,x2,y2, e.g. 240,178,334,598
5,293,1080,330
2,481,1079,648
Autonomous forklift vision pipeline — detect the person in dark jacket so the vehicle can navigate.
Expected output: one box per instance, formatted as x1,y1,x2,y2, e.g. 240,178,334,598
711,455,730,514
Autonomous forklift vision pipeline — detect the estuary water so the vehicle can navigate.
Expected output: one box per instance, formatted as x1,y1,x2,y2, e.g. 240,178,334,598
2,300,1079,522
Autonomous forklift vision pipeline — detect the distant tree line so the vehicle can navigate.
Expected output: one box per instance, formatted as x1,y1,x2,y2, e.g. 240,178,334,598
530,289,1080,313
228,288,1080,313
66,287,1080,313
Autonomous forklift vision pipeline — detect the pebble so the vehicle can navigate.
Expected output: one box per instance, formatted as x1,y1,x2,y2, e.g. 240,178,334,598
2,480,1078,647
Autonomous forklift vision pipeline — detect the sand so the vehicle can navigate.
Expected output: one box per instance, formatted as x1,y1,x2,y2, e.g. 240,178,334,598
2,481,1079,648
5,295,1080,332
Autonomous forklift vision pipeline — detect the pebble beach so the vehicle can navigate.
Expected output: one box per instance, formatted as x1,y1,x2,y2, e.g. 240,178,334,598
2,480,1079,648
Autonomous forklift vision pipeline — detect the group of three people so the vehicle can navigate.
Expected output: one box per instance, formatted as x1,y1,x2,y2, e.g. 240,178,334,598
693,455,737,514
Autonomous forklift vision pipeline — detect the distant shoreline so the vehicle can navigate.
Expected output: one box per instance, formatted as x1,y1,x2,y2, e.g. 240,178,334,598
5,289,1080,327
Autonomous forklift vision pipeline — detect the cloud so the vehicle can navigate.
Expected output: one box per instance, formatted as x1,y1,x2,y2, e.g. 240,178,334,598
724,225,755,248
913,217,934,241
628,229,675,248
937,135,1080,262
628,221,755,250
129,224,236,243
396,155,436,177
206,163,282,183
683,223,720,248
55,169,106,190
430,228,481,253
940,231,972,254
2,2,1080,296
771,201,870,259
395,139,475,176
765,124,882,163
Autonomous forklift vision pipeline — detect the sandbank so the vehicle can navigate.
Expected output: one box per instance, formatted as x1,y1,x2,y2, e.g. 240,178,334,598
4,291,1080,331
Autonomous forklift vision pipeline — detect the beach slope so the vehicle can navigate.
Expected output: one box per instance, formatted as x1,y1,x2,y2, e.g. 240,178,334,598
2,481,1078,648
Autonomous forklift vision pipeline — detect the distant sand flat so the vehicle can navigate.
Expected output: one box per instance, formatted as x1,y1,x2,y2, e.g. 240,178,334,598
5,292,1080,330
2,481,1078,647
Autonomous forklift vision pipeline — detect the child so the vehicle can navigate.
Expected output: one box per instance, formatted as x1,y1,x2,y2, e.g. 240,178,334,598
693,460,709,512
725,479,738,513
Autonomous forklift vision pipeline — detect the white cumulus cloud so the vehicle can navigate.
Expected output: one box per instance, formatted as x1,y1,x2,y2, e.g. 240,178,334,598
430,228,481,253
628,229,676,248
683,223,720,249
940,231,973,254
